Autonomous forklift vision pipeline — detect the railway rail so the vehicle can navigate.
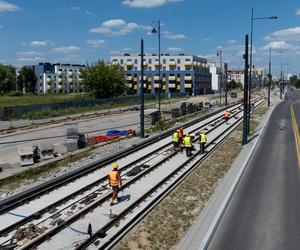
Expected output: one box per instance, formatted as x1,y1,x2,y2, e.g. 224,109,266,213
0,96,265,249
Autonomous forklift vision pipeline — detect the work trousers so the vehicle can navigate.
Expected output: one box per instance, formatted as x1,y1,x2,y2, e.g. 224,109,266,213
111,185,119,201
200,142,206,154
185,147,192,157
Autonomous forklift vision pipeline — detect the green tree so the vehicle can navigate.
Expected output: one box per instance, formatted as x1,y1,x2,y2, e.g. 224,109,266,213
294,79,300,89
290,75,297,85
81,60,126,98
17,67,37,94
0,64,16,93
227,79,242,91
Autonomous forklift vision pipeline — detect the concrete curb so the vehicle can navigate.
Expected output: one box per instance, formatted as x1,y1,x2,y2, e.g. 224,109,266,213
177,98,281,250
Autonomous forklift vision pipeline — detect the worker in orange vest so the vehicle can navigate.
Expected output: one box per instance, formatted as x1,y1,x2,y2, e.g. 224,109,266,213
178,127,184,143
108,163,122,206
224,110,230,124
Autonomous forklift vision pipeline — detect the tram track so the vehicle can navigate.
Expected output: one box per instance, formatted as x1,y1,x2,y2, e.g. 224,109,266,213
0,96,265,249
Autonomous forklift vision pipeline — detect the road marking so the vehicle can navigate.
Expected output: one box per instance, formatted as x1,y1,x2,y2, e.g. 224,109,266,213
290,102,300,168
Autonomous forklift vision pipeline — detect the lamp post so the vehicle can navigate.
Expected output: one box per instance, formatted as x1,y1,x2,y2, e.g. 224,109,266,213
216,49,223,105
140,39,145,138
249,8,277,133
151,20,161,116
243,34,249,145
268,48,272,107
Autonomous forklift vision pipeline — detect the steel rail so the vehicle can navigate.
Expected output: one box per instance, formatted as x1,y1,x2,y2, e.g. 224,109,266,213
76,99,266,249
0,101,241,214
15,100,259,250
0,104,235,238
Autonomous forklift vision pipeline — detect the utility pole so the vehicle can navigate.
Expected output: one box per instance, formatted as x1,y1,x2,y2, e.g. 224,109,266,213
248,8,254,135
243,35,249,145
224,63,228,106
280,60,283,99
140,39,145,138
268,48,272,107
217,49,223,105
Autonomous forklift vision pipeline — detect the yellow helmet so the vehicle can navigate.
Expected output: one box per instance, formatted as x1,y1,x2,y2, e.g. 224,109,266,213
185,132,189,137
113,163,118,169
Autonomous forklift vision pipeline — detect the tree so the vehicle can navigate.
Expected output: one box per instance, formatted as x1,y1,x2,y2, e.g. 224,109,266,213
290,75,297,85
227,79,242,91
81,60,126,98
294,79,300,89
17,67,37,94
0,64,16,93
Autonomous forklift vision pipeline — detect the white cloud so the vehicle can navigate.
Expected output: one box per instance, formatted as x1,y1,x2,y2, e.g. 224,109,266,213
0,1,21,12
265,26,300,41
86,39,106,47
228,39,237,45
203,38,211,42
90,19,144,36
70,6,80,11
167,47,184,53
122,0,183,8
30,40,49,47
110,50,121,55
85,11,93,16
260,41,299,51
163,31,186,40
296,9,300,16
52,46,80,53
16,51,44,62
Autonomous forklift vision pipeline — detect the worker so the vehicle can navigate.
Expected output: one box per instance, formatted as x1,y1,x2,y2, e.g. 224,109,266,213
199,131,207,154
108,163,122,206
224,110,230,124
172,130,179,149
178,127,184,143
183,132,193,157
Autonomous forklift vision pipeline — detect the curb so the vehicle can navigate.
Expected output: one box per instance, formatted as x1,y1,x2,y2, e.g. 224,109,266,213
177,98,281,250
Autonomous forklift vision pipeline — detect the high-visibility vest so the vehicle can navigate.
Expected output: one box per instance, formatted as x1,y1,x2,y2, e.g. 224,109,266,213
109,171,120,186
184,136,192,147
224,111,230,118
173,132,179,142
200,134,207,143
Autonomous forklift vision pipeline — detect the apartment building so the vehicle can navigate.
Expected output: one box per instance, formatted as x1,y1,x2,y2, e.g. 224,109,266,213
28,63,85,94
227,68,245,87
110,54,212,96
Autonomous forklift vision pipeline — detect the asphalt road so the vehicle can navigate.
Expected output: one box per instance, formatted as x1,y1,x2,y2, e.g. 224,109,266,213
208,89,300,250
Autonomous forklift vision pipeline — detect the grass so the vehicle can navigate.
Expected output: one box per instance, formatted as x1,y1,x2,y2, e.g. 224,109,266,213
0,93,92,107
19,95,186,120
116,103,268,250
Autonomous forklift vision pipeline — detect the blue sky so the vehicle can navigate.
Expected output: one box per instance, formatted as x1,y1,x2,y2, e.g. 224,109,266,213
0,0,300,77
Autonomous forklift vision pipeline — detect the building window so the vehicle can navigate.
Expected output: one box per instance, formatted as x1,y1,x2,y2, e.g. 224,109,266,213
134,59,138,64
149,66,152,71
135,66,138,71
163,66,166,71
177,66,181,71
149,59,152,64
177,59,181,64
163,59,166,64
120,59,124,64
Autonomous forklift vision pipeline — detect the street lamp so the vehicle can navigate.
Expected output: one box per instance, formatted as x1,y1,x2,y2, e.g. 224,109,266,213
151,20,161,116
216,49,223,105
249,8,277,133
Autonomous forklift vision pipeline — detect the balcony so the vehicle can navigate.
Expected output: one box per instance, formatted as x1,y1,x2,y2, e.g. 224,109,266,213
168,76,176,82
184,83,192,88
176,77,181,82
148,77,152,82
162,77,166,82
168,83,176,89
148,85,152,90
126,83,132,88
133,77,138,82
154,76,160,82
162,85,166,90
169,62,176,67
139,76,147,81
134,85,138,90
154,83,160,88
177,85,181,90
126,62,133,67
125,76,133,81
185,62,192,67
184,76,192,82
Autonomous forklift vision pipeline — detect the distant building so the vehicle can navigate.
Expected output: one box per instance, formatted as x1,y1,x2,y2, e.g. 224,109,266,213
110,54,212,96
209,63,226,92
227,68,245,87
26,63,85,94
